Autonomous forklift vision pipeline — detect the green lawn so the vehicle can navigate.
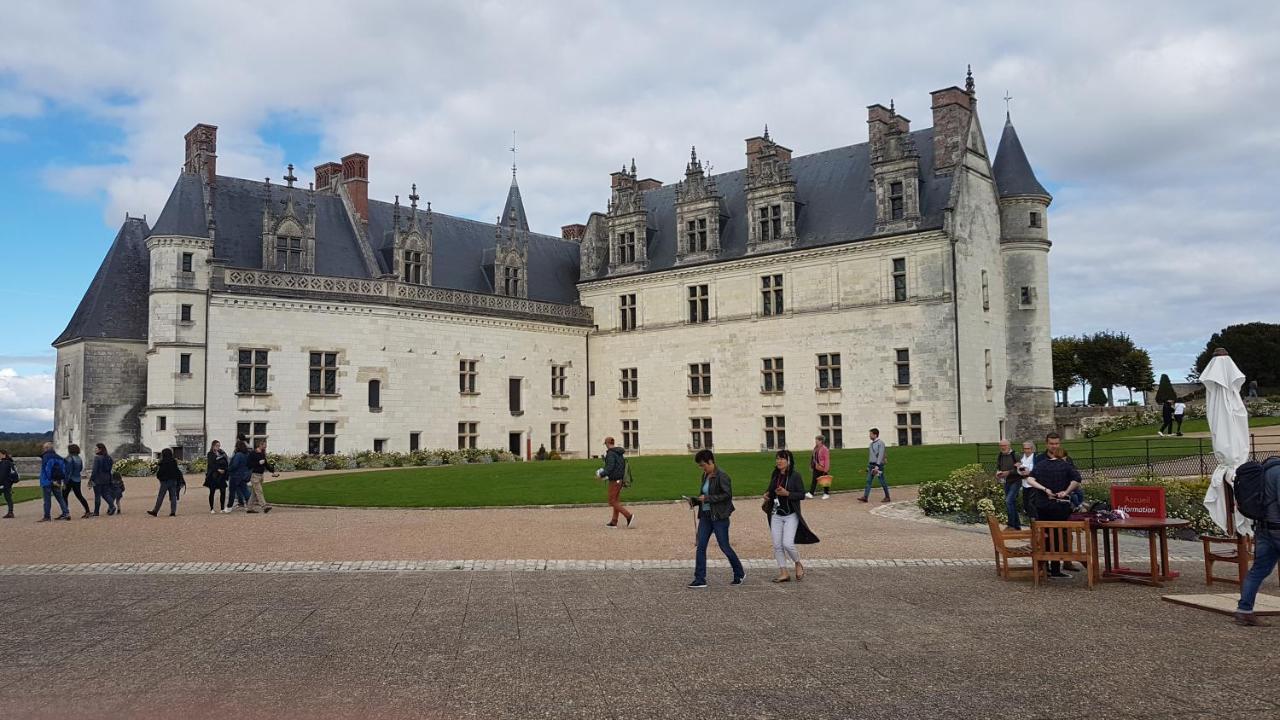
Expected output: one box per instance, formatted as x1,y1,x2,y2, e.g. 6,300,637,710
1083,415,1280,439
265,444,976,508
8,486,44,505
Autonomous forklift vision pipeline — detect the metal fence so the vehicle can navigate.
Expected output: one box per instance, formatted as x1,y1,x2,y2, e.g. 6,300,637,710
974,435,1280,480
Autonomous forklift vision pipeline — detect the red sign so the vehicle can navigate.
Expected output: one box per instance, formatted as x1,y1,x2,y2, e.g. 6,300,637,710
1110,486,1167,519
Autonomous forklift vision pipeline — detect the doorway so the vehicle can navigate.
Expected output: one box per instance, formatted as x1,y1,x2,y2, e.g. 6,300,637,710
508,431,522,457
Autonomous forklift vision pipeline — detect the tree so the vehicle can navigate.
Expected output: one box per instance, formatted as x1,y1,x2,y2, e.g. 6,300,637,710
1051,336,1081,406
1088,384,1109,406
1119,349,1155,404
1076,330,1140,406
1188,322,1280,389
1155,373,1177,404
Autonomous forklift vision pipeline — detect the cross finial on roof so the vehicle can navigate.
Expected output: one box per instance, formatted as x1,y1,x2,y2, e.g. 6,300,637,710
409,183,419,211
1003,90,1013,121
966,64,975,94
510,130,518,180
284,163,297,188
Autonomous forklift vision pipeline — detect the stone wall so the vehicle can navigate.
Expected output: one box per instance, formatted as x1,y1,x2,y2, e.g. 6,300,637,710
1053,405,1146,440
53,340,149,457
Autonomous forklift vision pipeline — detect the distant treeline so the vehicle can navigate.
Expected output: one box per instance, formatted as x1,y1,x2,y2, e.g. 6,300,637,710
0,431,53,458
0,431,54,441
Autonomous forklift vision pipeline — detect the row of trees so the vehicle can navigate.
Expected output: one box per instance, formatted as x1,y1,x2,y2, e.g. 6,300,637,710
1052,331,1155,406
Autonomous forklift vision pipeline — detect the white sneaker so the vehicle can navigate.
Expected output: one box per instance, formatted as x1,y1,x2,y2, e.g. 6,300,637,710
222,507,233,514
210,509,217,514
1157,432,1164,437
804,492,814,499
822,494,830,500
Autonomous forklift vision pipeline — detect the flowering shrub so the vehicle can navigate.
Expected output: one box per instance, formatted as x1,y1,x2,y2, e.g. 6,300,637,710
917,464,1004,521
111,447,518,478
187,456,208,473
112,457,156,477
1079,399,1280,438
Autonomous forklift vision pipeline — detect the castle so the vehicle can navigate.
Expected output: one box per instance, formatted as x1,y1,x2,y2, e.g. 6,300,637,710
53,70,1055,459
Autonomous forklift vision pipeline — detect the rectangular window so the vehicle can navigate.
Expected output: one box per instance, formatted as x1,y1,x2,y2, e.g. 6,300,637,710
685,217,709,253
618,231,636,264
985,349,994,389
619,293,637,331
688,362,712,397
764,415,786,450
889,181,904,220
550,422,568,453
817,353,842,390
1020,286,1034,306
237,349,270,394
981,270,990,312
690,417,713,450
509,378,522,415
61,364,70,398
551,365,568,398
179,353,191,375
758,204,782,241
459,360,477,394
181,252,193,273
457,421,478,450
892,258,907,302
896,412,923,447
895,349,911,386
309,352,338,396
402,250,423,284
502,266,521,296
622,419,640,451
180,304,193,323
275,236,302,271
589,381,595,397
761,357,784,393
236,421,268,448
157,415,167,431
308,421,337,455
373,438,386,453
409,432,420,452
687,284,709,323
620,367,638,399
761,274,783,316
1029,211,1041,228
819,414,843,449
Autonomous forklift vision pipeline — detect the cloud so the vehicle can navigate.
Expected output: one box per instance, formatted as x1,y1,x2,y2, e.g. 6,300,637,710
0,368,54,433
2,0,1278,380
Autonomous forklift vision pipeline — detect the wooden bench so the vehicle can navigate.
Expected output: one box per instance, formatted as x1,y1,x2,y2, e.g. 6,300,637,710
986,514,1033,580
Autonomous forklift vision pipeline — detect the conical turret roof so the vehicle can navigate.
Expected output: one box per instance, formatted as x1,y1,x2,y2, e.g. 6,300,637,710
501,174,530,232
993,114,1050,200
53,217,152,346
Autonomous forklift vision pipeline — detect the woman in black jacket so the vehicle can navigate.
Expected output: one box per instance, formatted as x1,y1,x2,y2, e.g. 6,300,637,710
202,440,229,514
1,449,17,519
90,443,115,516
763,450,807,583
147,448,184,517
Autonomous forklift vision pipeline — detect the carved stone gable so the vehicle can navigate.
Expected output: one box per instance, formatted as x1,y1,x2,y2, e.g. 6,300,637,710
606,160,649,274
744,132,798,254
493,219,528,299
391,186,433,285
260,171,318,273
675,147,724,263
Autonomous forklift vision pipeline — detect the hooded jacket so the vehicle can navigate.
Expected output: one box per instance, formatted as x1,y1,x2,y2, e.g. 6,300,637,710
602,446,626,481
39,449,65,488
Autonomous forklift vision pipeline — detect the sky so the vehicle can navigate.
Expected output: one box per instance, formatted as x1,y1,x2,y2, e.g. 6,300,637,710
1,1,1278,432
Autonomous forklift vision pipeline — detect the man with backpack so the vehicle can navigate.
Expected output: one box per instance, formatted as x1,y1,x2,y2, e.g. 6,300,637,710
38,442,71,522
1235,456,1280,626
597,436,633,529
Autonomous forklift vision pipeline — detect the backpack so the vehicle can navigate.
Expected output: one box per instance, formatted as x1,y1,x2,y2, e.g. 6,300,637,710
49,457,65,483
1231,459,1273,521
622,463,635,489
6,463,17,483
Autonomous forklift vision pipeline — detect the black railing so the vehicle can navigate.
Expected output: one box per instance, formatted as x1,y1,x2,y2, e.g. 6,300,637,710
975,435,1280,480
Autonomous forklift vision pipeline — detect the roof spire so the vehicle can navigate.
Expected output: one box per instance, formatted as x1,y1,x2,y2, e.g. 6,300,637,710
630,157,636,175
510,130,518,186
409,183,419,211
284,163,297,188
889,99,895,114
965,64,975,95
691,146,698,164
392,194,401,231
1003,90,1013,123
763,123,770,141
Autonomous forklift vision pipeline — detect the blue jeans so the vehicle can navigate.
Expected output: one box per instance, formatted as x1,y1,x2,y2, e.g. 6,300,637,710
694,513,744,583
1069,489,1084,507
1003,482,1023,530
92,485,116,515
42,486,70,519
864,464,889,498
1238,526,1279,613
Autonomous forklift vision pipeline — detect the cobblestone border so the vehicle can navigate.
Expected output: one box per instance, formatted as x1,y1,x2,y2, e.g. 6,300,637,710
0,556,1202,576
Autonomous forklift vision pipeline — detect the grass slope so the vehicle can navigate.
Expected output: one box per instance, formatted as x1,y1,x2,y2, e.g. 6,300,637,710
1084,415,1280,439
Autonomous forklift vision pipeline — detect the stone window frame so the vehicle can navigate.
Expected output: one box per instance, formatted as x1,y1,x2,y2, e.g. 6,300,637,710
896,412,923,447
758,204,783,243
179,304,194,324
688,362,712,397
687,284,710,324
622,419,639,451
689,417,713,450
674,203,722,264
308,351,339,397
889,181,905,221
616,230,638,265
502,265,522,297
894,348,911,387
685,217,710,254
457,421,479,450
180,252,194,274
409,431,421,452
1019,286,1037,308
236,421,268,448
550,422,568,453
402,249,425,285
157,415,167,431
619,293,638,331
761,273,784,317
307,421,337,455
458,359,478,395
1029,211,1042,228
763,415,787,450
761,357,784,393
237,348,270,396
373,438,387,453
178,353,192,376
620,367,638,400
274,234,304,272
981,270,990,312
819,413,843,449
368,379,382,411
891,257,908,303
62,364,70,399
984,349,994,390
816,353,842,391
550,364,569,399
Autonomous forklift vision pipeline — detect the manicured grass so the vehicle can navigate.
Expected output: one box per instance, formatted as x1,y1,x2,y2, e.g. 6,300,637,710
9,486,43,504
266,444,975,508
1085,415,1280,439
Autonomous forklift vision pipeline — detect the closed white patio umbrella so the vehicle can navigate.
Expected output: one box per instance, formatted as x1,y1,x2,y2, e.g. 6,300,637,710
1201,349,1252,536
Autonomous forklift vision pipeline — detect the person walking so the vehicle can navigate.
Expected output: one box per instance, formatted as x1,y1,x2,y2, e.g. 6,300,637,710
1,449,18,519
38,442,70,522
64,444,91,518
860,428,890,503
246,440,274,514
225,440,251,512
764,450,807,583
1173,400,1186,436
1023,445,1082,579
89,443,115,516
596,436,633,528
1235,456,1280,626
1247,379,1260,398
1158,399,1174,436
203,440,229,514
994,439,1021,529
687,449,745,588
807,434,831,500
147,448,183,517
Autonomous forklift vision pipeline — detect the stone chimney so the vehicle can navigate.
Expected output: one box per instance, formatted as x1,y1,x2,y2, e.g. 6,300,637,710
314,162,342,192
341,153,370,223
183,124,217,185
745,133,792,175
930,86,973,173
561,223,586,242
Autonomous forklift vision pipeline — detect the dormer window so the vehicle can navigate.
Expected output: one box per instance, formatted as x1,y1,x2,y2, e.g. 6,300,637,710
402,250,424,284
617,231,637,264
685,218,709,253
889,182,905,221
758,205,783,242
503,266,521,296
276,235,303,271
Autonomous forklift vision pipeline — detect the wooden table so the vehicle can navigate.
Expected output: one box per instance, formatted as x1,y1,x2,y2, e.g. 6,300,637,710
1086,517,1190,587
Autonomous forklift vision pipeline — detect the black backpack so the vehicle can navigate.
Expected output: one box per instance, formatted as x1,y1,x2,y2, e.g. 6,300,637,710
49,457,65,483
1232,458,1275,521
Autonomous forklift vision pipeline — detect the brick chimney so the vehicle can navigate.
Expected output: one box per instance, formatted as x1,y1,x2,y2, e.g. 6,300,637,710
341,153,370,222
561,223,586,241
930,86,973,173
314,162,342,192
745,134,792,175
183,124,217,185
636,178,662,192
867,105,910,162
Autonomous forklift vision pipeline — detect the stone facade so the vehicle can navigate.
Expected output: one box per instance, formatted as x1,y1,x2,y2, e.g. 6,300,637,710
54,340,148,458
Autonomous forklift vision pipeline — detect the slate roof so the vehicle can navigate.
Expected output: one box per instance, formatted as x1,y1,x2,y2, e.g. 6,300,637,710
500,175,530,232
622,128,954,275
992,115,1050,200
54,217,152,346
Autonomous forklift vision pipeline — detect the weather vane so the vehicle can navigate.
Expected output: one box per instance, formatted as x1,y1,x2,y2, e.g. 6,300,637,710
510,130,517,178
1003,90,1013,114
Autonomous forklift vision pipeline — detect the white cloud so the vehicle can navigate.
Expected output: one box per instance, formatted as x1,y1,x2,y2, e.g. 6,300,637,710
2,0,1278,379
0,368,54,432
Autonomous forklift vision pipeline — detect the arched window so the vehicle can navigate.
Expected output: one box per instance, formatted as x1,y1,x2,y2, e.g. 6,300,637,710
368,379,381,410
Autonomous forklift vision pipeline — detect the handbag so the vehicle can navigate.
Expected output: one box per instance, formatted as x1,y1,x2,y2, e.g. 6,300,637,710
817,475,833,488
